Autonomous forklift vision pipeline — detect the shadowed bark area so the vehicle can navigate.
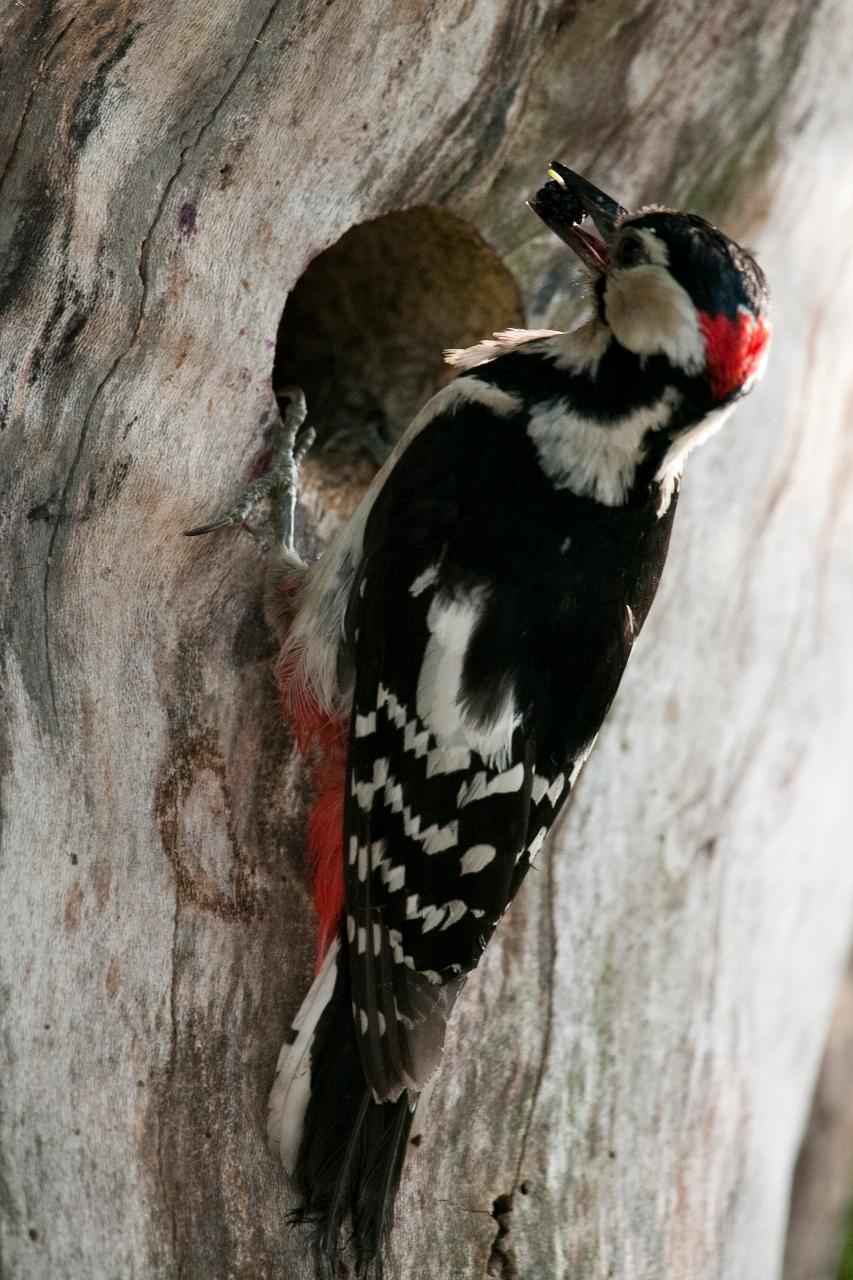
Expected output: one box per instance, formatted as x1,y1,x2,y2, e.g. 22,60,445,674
784,956,853,1280
1,1,852,1277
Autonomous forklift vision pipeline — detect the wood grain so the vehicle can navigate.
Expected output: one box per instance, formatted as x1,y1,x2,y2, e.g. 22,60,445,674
2,1,852,1276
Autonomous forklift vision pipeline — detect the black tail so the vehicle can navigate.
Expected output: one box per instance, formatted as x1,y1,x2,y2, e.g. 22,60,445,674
295,943,414,1278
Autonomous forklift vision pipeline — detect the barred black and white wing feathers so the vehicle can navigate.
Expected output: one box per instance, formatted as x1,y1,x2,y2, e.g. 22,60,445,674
340,386,619,1106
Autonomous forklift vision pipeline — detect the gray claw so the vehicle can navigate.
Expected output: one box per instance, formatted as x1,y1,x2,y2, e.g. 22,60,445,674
184,388,313,552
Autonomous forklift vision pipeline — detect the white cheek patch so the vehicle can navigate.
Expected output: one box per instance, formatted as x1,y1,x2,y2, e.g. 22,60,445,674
633,228,670,266
605,264,705,374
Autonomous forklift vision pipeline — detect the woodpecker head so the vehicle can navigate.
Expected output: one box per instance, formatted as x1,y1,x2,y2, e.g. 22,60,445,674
528,162,771,406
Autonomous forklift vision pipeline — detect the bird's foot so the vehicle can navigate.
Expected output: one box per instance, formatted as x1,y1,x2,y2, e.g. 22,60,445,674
184,387,315,553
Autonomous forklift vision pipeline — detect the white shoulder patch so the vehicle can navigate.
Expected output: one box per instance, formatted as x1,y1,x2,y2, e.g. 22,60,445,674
409,375,523,423
444,328,563,371
416,592,485,745
416,590,519,769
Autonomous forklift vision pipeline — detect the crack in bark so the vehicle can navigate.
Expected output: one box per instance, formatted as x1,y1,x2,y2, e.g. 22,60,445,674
156,888,182,1273
590,8,713,174
40,0,284,729
41,342,128,727
133,0,284,346
514,852,559,1181
0,10,80,197
487,851,559,1277
486,1192,519,1280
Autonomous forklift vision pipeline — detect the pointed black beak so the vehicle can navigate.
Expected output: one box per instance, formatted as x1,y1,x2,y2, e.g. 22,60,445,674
548,163,626,240
527,163,627,274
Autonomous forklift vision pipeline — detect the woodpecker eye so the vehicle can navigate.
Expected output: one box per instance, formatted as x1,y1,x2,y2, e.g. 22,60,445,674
614,234,645,269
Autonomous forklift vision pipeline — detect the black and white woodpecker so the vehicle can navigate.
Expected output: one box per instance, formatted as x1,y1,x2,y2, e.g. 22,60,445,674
187,163,770,1277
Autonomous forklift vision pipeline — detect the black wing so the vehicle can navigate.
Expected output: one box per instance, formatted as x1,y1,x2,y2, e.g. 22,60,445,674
340,369,678,1102
341,397,585,1102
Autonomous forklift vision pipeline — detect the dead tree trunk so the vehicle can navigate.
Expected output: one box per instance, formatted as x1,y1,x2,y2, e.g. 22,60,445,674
2,2,853,1277
784,953,853,1280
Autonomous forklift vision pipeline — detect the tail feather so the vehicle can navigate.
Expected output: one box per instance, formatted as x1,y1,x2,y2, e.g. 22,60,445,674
353,1096,412,1276
317,1090,371,1274
269,936,417,1276
268,938,342,1172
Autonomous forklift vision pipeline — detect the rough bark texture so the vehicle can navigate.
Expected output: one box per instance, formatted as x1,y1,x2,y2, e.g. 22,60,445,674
2,2,852,1278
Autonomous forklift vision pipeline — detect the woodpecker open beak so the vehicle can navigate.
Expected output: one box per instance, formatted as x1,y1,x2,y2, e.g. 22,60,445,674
527,162,627,274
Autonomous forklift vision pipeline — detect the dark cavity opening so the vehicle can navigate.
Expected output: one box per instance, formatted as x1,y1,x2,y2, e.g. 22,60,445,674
275,206,523,473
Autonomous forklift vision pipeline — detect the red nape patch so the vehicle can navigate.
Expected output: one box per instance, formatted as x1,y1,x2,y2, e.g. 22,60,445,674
699,309,771,401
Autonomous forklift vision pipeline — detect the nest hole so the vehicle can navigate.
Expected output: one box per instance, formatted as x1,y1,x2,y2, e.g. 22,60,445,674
275,206,523,483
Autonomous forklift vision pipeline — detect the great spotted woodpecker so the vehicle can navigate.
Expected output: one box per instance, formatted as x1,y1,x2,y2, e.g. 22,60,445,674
187,164,770,1276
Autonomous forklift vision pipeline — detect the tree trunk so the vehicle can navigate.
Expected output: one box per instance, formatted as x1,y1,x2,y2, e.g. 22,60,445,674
2,2,852,1277
784,953,853,1280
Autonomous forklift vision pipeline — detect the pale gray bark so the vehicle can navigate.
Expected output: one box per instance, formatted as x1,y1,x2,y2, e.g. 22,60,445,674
1,1,852,1278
